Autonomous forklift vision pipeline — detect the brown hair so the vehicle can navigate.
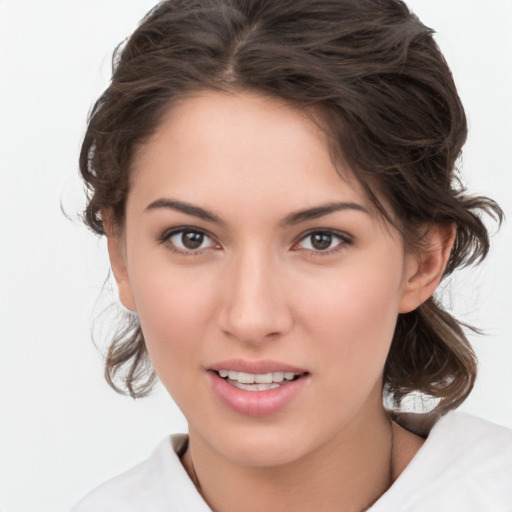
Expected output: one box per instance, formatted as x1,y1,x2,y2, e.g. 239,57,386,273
80,0,502,412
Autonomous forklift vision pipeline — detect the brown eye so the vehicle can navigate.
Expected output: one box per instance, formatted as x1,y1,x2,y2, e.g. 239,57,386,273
295,230,350,253
166,229,216,253
310,233,333,250
181,231,204,249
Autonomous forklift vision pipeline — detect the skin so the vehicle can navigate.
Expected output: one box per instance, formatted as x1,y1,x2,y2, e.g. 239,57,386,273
105,91,454,512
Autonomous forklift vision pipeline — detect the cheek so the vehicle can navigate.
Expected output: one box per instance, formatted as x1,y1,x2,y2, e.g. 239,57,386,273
128,262,217,377
297,258,403,379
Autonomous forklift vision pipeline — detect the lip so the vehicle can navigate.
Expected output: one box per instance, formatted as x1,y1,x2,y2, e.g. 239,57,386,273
206,359,310,417
208,359,308,374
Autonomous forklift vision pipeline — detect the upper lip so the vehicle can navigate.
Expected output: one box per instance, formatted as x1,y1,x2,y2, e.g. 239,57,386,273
208,359,308,374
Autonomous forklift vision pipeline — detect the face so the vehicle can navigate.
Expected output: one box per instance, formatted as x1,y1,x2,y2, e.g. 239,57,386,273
111,91,424,467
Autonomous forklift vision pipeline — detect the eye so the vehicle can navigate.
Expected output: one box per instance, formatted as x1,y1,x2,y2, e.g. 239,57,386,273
161,228,218,253
294,230,351,253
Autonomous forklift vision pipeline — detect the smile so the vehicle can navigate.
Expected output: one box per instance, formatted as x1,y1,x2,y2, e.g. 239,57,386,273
208,362,310,416
217,370,301,391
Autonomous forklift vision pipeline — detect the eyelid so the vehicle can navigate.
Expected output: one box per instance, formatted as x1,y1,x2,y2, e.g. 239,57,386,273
158,226,220,254
292,229,353,254
157,226,352,255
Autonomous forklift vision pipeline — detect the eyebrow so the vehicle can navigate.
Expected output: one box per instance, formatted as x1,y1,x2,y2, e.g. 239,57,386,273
145,198,224,224
145,198,369,227
280,201,370,227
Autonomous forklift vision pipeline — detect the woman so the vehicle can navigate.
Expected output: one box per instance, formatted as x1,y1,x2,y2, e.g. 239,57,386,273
73,0,512,510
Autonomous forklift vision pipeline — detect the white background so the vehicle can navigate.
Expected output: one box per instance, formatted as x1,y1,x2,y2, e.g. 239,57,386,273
0,1,511,510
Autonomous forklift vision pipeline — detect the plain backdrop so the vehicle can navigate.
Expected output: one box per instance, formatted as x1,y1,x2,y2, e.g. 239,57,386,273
0,1,511,510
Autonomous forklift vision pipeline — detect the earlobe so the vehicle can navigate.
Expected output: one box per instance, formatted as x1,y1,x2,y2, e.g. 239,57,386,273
398,224,456,314
102,210,137,312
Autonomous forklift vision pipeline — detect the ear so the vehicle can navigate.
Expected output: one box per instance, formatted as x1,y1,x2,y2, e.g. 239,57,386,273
399,224,456,314
102,210,137,312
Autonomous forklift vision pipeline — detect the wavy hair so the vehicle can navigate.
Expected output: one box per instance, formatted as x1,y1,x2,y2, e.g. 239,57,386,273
80,0,502,412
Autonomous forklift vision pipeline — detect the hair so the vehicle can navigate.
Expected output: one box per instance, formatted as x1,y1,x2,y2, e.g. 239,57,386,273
80,0,502,414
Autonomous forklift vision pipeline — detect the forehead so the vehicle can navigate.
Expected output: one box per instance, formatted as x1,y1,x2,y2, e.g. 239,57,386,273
129,91,376,217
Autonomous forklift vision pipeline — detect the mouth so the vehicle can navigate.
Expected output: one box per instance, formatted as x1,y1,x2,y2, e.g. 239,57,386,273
207,361,310,416
214,369,304,391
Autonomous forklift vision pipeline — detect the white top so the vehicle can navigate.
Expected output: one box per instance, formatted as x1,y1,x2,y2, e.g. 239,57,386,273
72,411,512,511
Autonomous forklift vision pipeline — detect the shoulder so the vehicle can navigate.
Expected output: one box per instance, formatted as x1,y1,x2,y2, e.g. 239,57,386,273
420,411,512,473
372,412,512,512
392,408,512,470
72,434,211,512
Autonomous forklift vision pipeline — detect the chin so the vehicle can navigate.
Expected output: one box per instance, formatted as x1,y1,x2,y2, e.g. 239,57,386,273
221,437,307,468
192,417,332,469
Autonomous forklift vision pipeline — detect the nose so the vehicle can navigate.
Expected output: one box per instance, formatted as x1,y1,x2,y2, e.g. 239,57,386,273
218,249,293,345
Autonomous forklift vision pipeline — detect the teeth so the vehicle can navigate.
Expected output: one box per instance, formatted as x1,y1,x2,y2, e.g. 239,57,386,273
238,372,256,384
273,371,284,382
231,382,281,392
217,369,300,385
254,373,273,384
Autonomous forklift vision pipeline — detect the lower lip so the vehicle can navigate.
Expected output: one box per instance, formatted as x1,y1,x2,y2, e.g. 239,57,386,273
207,372,309,417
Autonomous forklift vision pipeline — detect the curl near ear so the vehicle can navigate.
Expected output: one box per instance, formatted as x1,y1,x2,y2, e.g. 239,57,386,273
399,224,456,314
102,210,137,312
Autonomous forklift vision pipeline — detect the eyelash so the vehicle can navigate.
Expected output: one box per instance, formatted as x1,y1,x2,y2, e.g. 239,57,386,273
292,230,353,255
159,227,219,256
158,227,353,256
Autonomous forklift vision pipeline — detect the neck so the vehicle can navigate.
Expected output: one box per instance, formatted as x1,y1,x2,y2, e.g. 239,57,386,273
182,405,395,512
